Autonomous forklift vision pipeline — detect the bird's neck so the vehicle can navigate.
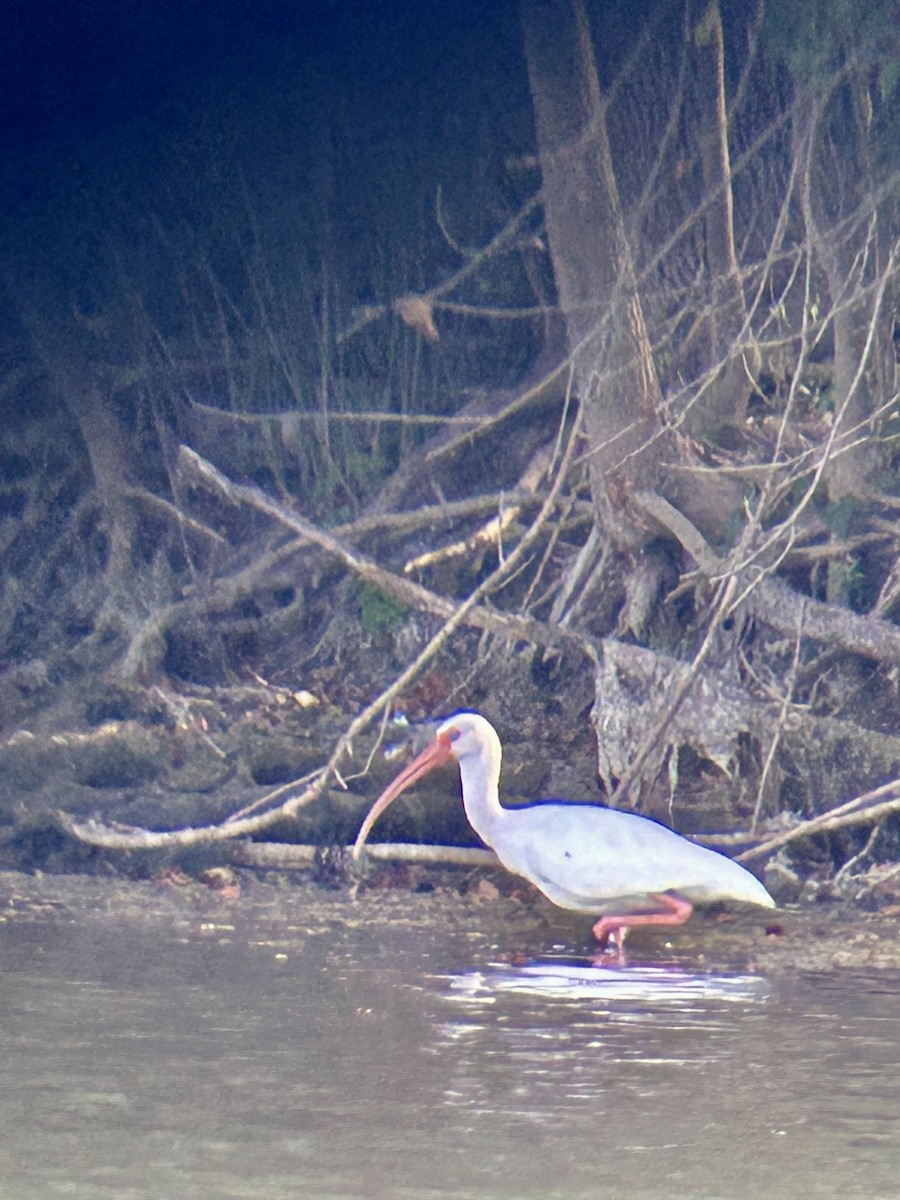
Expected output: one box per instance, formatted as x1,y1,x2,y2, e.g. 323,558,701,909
458,754,507,845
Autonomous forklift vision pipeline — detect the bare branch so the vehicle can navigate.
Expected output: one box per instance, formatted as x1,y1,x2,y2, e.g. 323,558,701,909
736,780,900,864
59,412,592,852
232,841,498,870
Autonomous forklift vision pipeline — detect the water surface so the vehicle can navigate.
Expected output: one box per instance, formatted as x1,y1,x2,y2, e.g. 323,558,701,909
1,892,898,1199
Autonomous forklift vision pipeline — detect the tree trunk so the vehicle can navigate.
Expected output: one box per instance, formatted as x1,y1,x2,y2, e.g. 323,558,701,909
793,81,887,603
64,381,137,592
521,0,666,556
690,0,755,441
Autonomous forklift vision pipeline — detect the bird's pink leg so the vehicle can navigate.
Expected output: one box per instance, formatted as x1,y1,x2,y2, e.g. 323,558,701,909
592,893,694,958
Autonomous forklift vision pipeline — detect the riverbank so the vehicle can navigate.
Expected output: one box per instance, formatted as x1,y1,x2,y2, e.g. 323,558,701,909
2,868,897,973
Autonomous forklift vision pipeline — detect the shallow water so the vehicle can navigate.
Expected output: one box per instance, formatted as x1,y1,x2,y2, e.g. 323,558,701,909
1,902,899,1200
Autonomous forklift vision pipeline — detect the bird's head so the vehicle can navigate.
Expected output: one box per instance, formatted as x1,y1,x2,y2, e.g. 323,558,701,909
351,711,500,859
435,711,502,765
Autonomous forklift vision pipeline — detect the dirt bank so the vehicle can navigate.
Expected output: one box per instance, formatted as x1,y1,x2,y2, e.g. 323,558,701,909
2,868,897,974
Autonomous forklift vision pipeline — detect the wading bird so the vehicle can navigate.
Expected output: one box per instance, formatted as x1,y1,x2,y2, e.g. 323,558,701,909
353,711,774,956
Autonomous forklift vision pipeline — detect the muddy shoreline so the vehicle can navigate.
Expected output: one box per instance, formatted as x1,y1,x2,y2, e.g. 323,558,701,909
2,868,897,974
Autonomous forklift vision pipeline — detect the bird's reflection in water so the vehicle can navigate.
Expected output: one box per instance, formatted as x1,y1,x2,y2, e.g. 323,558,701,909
430,957,771,1126
447,956,771,1006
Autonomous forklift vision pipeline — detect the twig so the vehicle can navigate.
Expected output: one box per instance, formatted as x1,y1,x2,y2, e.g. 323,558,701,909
59,410,591,852
403,442,554,574
436,300,555,320
121,485,227,544
175,445,579,651
851,860,900,902
735,779,900,863
727,241,898,583
832,820,884,889
424,354,573,466
336,194,542,344
223,768,324,825
191,401,487,426
634,488,900,668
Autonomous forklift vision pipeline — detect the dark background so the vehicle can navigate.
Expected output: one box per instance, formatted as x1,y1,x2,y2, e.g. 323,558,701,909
0,0,665,343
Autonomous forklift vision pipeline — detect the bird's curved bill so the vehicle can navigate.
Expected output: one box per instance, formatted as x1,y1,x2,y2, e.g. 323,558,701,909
352,732,454,859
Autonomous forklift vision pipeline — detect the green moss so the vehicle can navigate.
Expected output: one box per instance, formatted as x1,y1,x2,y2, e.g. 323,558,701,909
355,582,408,633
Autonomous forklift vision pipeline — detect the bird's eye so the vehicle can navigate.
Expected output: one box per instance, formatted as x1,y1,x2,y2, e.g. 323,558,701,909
447,727,461,743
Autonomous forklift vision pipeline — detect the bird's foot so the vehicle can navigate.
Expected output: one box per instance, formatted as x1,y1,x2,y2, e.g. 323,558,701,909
592,927,628,966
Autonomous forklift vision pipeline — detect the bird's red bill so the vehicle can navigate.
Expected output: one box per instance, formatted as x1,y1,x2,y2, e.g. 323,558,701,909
352,732,454,859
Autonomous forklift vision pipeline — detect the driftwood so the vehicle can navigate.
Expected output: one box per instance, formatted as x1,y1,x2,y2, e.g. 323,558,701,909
230,841,497,870
736,780,900,863
58,785,900,872
175,445,585,653
594,639,900,804
58,415,587,851
635,490,900,667
54,436,900,867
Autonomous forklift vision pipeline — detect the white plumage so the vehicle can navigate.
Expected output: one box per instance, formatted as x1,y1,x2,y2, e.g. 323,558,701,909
354,711,774,950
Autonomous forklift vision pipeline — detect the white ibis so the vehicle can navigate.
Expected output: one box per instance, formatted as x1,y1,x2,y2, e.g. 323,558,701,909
353,711,775,955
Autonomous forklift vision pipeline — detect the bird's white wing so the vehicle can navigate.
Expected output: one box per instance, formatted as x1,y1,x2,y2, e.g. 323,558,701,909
493,803,771,910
